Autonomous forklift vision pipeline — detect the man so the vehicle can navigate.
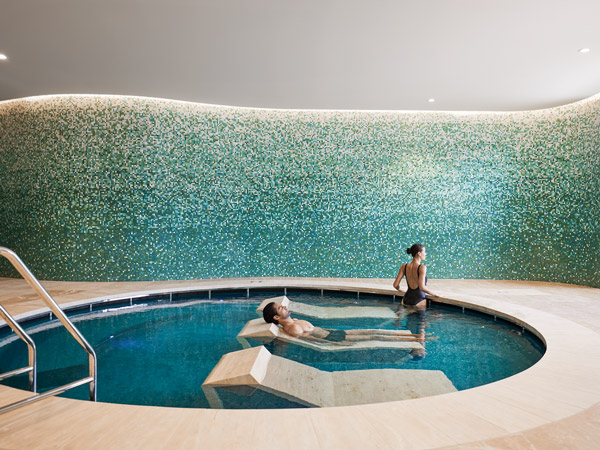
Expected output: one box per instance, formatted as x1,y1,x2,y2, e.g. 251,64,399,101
262,301,434,345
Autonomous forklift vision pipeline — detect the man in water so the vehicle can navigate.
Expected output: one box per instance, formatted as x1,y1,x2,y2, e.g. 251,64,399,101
262,301,434,345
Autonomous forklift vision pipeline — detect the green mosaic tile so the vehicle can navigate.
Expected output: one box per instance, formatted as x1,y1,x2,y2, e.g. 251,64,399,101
0,94,599,286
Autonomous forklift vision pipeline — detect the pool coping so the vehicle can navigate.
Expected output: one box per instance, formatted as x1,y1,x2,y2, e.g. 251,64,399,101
1,277,599,449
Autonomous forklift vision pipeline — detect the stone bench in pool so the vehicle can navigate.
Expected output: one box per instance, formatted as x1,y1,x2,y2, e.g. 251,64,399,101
202,346,456,408
237,317,424,352
256,296,398,319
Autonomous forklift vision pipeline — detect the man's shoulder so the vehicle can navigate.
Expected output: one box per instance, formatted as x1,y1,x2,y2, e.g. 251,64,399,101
282,322,303,337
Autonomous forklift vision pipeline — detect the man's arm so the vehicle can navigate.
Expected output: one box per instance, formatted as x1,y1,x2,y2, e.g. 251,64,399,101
279,327,351,346
300,335,352,346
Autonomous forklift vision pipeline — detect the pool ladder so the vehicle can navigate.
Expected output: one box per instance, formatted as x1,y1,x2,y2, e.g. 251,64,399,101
0,247,97,414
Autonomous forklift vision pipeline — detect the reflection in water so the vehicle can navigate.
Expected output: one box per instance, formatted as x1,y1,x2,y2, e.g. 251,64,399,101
0,293,544,406
397,305,432,361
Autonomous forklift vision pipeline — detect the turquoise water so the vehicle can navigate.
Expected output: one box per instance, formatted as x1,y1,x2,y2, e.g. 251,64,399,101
0,291,544,409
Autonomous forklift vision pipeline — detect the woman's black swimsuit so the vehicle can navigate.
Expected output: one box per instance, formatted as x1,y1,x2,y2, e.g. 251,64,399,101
403,264,428,306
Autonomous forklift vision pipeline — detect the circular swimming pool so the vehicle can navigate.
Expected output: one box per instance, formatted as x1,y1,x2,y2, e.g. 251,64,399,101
0,289,544,409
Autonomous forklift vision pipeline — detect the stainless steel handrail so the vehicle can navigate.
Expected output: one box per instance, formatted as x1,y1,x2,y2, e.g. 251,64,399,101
0,304,37,392
0,377,95,415
0,246,97,414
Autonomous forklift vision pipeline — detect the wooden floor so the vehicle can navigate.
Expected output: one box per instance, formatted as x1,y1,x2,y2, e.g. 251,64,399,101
1,276,599,449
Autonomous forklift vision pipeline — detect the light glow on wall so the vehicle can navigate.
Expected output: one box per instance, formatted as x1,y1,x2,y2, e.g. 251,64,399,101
0,94,599,286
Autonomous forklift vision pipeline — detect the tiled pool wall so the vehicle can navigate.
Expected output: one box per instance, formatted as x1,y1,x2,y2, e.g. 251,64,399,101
0,94,599,285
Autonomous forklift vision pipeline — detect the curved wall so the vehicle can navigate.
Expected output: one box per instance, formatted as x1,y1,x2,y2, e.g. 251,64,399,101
0,95,599,285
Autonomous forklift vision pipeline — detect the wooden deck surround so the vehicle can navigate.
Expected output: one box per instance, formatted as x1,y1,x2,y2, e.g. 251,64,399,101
1,276,599,449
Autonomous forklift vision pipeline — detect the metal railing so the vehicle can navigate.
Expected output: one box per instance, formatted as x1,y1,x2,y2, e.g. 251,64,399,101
0,304,36,392
0,247,97,414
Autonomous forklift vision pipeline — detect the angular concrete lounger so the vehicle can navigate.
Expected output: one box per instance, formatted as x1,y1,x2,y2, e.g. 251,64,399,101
202,346,456,408
256,295,397,319
237,317,423,351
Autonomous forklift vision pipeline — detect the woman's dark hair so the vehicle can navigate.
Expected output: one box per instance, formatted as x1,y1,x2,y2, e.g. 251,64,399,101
406,243,424,257
263,302,279,324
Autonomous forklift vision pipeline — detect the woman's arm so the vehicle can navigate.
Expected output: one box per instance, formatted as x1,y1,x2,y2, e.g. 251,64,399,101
392,264,406,291
418,265,439,297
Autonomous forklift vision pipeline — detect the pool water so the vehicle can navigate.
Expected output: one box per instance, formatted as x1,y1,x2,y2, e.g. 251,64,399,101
0,291,544,409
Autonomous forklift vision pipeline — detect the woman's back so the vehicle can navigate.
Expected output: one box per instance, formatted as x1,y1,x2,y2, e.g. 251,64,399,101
393,243,438,307
405,262,422,290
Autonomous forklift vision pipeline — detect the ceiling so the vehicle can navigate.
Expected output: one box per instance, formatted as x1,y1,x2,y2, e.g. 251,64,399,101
1,0,599,112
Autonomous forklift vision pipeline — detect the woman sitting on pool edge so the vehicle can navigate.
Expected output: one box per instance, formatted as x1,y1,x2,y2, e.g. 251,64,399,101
262,301,435,344
393,243,440,310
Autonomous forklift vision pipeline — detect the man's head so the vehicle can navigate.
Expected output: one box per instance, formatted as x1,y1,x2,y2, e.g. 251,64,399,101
262,302,289,324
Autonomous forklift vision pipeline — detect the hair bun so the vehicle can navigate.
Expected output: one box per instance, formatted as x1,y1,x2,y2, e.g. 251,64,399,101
406,248,411,254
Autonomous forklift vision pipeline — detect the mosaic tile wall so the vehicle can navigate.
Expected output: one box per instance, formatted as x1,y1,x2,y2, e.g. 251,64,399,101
0,94,599,286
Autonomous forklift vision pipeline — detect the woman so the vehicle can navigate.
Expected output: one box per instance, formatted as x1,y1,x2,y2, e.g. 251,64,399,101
393,243,439,308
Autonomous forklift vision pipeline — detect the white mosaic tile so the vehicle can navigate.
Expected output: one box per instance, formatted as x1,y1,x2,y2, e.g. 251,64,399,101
0,94,598,285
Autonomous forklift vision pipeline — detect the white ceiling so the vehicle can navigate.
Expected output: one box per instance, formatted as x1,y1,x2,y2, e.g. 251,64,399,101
1,0,599,112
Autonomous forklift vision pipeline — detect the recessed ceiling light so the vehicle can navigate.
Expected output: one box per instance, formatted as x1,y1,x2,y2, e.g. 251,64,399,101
579,48,591,53
0,54,7,60
428,98,435,103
